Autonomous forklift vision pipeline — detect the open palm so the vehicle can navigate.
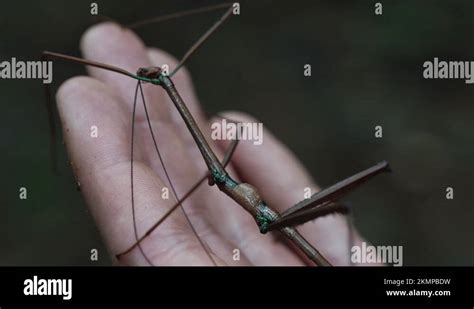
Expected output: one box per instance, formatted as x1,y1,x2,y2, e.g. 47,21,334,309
57,22,363,266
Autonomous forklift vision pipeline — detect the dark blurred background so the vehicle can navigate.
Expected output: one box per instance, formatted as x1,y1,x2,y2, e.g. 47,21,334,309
0,0,472,265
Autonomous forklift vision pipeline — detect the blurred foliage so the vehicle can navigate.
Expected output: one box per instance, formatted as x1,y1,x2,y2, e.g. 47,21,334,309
0,0,472,265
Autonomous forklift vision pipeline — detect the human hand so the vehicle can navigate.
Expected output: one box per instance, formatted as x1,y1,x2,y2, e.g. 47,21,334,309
56,22,366,266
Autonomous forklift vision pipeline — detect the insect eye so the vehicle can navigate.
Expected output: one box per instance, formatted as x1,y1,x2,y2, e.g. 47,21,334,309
136,67,147,76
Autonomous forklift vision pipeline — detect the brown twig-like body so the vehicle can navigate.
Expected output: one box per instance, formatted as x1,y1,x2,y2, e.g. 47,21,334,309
160,75,332,266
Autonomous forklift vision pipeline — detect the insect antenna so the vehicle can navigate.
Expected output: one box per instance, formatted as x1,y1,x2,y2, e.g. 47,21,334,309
169,3,235,77
127,3,234,30
42,51,137,78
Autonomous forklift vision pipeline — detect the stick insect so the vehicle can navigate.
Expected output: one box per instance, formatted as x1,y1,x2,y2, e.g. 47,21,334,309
43,2,390,266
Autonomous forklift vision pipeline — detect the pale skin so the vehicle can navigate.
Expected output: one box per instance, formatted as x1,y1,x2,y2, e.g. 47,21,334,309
57,22,371,266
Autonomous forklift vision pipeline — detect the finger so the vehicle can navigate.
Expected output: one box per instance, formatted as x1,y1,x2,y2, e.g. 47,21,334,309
213,111,352,265
56,76,221,265
80,22,170,122
79,23,200,219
